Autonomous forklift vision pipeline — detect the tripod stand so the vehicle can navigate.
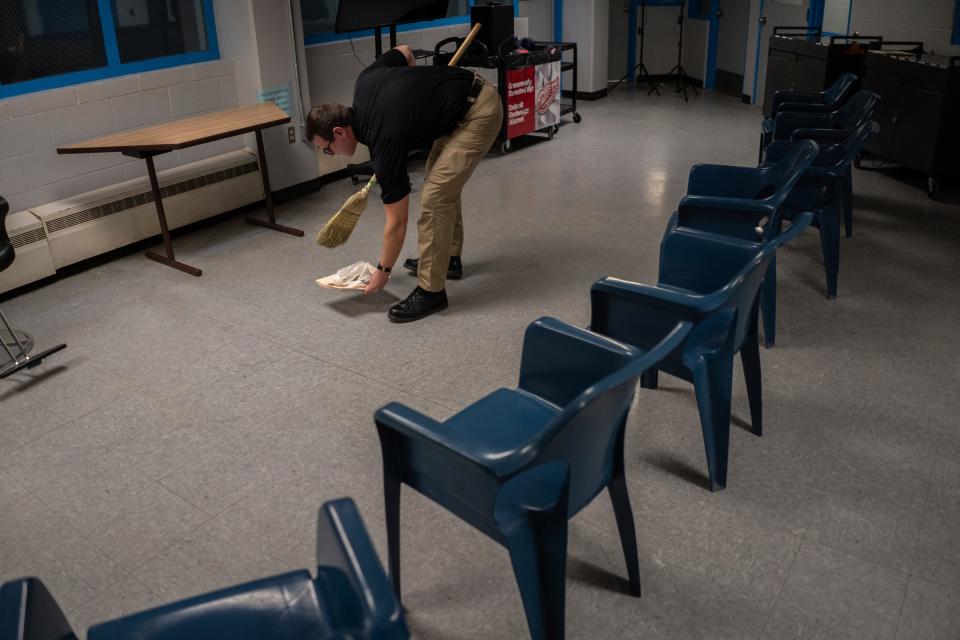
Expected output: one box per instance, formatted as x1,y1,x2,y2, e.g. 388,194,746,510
637,0,663,95
666,1,698,102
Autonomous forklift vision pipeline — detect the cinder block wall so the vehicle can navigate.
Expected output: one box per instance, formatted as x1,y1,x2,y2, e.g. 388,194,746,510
0,61,242,214
850,0,960,56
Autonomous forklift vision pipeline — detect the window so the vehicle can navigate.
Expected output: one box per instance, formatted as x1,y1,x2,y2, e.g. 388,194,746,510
953,0,960,45
302,0,508,46
821,0,852,36
112,0,208,63
0,0,108,85
0,0,219,98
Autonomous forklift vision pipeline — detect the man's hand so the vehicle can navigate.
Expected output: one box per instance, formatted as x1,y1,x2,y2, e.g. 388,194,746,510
364,268,390,295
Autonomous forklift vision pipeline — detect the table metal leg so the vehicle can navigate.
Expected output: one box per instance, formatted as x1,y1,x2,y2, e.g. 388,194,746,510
245,129,304,237
143,154,202,276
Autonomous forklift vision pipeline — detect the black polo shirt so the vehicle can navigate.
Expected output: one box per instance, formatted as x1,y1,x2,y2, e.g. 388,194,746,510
351,49,474,203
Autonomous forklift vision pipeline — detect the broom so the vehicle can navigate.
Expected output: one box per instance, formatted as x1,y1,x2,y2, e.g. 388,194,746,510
316,22,484,248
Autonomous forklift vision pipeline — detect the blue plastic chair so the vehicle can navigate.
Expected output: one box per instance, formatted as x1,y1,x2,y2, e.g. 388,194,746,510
668,139,819,347
590,213,814,492
760,88,877,159
763,120,879,299
0,499,408,640
759,73,858,157
375,317,692,640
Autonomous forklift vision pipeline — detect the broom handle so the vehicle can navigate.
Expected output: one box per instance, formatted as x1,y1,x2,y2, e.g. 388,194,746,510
449,23,483,67
365,23,484,188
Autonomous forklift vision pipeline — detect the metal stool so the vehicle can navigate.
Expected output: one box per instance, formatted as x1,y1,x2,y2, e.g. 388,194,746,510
0,195,66,378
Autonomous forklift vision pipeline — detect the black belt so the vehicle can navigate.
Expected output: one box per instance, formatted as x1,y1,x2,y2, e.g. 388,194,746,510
465,75,484,106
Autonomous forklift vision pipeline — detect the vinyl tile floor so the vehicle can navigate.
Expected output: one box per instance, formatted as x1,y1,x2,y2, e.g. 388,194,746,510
1,89,959,639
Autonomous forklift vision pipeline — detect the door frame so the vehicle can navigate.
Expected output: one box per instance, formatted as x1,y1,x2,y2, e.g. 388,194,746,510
741,0,824,105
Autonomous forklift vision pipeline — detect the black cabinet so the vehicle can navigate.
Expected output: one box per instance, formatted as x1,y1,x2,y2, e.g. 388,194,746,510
763,30,880,116
862,50,960,190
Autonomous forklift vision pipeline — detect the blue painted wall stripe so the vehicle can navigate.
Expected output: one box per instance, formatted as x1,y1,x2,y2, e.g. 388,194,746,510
97,0,121,66
750,0,766,104
554,0,563,41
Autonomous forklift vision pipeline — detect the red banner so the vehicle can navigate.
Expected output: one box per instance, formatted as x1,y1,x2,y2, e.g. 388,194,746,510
506,66,535,139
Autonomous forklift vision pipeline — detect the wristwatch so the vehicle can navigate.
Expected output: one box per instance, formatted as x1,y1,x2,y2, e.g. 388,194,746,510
376,262,392,273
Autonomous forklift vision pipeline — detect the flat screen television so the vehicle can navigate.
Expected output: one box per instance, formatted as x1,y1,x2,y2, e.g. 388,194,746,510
335,0,449,33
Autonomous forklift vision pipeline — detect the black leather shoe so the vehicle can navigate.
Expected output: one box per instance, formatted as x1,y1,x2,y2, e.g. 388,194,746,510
388,287,448,323
402,256,463,280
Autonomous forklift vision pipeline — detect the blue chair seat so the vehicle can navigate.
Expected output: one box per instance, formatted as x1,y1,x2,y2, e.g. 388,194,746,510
442,388,563,458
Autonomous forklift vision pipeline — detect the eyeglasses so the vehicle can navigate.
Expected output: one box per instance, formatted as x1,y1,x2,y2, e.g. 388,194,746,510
321,139,335,156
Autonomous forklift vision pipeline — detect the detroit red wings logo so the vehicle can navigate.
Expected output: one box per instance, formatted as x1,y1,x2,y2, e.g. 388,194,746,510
536,77,560,114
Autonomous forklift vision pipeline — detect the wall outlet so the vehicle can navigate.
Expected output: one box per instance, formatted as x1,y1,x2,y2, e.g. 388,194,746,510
287,127,296,144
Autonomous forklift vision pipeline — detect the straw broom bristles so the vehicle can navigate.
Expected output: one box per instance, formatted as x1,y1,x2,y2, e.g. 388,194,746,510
315,175,378,248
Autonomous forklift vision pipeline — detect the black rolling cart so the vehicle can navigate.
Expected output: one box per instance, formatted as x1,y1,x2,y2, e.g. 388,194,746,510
763,27,882,116
862,44,960,198
434,39,581,155
534,41,582,126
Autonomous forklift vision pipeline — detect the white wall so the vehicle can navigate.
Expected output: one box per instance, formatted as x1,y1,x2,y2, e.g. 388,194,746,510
607,3,708,84
564,0,610,93
608,0,629,82
0,0,327,215
519,0,556,41
717,0,751,76
0,61,242,215
850,0,960,56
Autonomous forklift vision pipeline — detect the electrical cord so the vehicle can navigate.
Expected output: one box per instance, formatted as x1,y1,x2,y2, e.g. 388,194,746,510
349,31,368,68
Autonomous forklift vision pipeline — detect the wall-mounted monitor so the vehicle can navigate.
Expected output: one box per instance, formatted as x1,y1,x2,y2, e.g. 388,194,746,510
335,0,449,32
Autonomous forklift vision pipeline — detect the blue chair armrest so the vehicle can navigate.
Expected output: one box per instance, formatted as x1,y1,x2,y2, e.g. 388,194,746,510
517,316,639,409
592,277,713,316
770,90,821,116
374,402,501,477
316,499,408,639
775,101,838,115
0,579,75,640
790,127,852,143
589,277,701,358
676,195,774,242
686,164,764,198
773,112,838,139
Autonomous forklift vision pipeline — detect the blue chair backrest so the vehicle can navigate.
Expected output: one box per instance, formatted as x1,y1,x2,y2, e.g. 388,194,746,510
530,321,691,513
659,213,814,350
836,91,880,128
314,499,407,638
823,72,858,103
816,119,880,172
754,139,819,202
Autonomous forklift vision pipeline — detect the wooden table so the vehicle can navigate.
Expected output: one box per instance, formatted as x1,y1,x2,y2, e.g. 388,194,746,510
58,103,303,276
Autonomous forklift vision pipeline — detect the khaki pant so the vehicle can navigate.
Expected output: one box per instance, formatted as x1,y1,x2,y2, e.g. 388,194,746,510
417,82,502,291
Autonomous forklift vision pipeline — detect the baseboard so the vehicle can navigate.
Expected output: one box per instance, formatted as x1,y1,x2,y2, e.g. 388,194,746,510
561,88,607,101
637,74,704,89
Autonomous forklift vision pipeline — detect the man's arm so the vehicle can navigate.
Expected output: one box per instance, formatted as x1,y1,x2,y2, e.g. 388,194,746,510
364,195,409,294
394,45,416,66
